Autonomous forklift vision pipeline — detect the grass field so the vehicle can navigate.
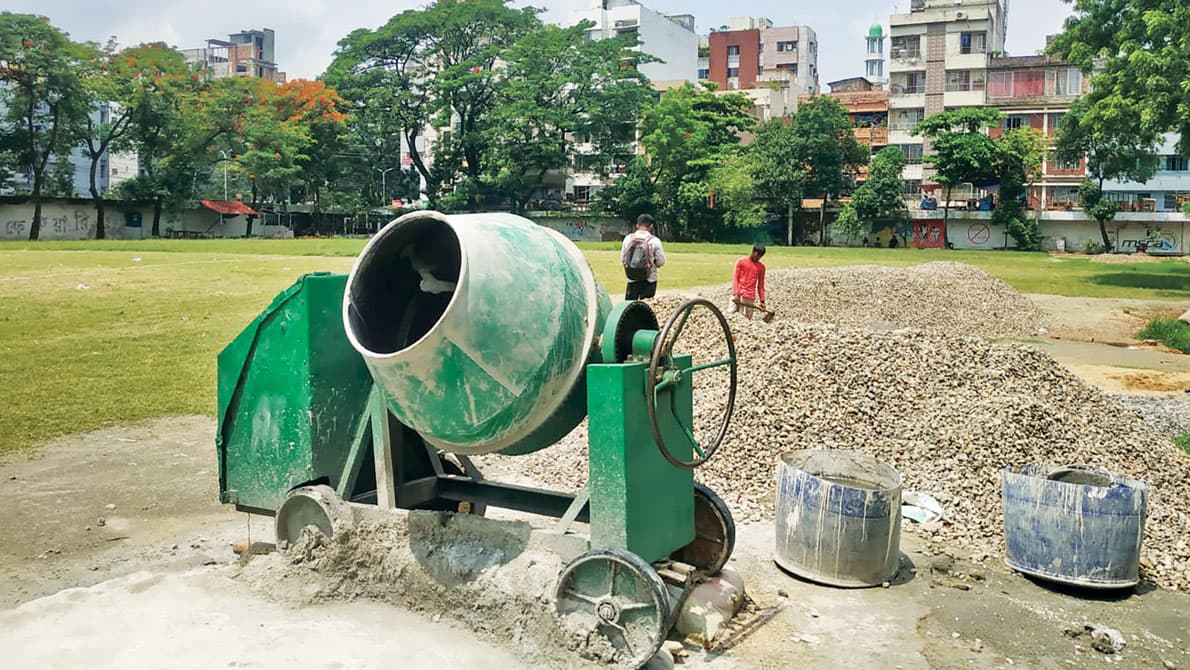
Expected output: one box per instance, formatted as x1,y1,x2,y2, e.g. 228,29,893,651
1,239,1188,454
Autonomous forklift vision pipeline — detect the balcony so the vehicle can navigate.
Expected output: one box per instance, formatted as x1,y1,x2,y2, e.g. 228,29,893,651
853,126,888,145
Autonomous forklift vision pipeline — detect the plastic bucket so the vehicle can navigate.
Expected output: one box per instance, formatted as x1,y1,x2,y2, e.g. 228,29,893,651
775,449,903,587
1001,465,1147,589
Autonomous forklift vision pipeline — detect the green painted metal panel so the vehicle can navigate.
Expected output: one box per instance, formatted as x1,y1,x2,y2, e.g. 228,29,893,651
216,273,372,512
587,356,695,562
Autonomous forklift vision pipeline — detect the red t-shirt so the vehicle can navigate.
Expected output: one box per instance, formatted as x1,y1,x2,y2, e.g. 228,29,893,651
732,257,766,302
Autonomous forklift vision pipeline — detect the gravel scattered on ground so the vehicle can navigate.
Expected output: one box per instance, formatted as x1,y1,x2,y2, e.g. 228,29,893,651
479,263,1190,591
1114,394,1190,438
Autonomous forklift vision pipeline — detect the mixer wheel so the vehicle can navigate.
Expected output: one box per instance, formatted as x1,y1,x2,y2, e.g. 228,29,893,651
670,483,736,576
274,484,354,547
555,548,670,669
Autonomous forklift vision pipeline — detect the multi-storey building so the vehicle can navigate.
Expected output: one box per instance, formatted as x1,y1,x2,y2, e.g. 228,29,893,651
985,53,1086,211
888,0,1008,191
570,0,699,83
702,17,819,98
182,28,286,82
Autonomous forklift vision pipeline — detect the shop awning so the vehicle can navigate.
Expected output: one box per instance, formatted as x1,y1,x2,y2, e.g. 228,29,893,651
200,200,258,216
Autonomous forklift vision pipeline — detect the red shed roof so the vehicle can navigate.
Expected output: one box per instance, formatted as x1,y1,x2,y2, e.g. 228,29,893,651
200,200,258,216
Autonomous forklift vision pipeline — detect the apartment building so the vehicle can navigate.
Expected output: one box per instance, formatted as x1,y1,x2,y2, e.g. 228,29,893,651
182,28,287,82
701,17,819,98
888,0,1008,190
985,54,1086,210
570,0,699,83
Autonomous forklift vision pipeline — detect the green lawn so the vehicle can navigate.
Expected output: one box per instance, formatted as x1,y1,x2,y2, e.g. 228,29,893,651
1,240,1187,455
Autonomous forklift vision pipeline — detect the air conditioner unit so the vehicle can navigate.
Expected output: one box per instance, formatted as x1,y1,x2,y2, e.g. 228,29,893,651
955,10,966,18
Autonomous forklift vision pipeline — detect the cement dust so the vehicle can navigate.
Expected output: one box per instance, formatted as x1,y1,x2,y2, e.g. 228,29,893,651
238,510,635,669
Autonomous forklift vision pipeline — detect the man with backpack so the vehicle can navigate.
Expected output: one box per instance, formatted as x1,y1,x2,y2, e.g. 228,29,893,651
621,214,667,300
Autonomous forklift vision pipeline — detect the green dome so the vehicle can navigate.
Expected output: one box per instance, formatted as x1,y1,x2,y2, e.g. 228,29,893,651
868,24,884,39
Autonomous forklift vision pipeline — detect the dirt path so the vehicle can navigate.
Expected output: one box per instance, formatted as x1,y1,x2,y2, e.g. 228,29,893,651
1024,294,1190,394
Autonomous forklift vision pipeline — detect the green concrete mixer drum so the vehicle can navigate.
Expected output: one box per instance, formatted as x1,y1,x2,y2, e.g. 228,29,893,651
343,211,612,457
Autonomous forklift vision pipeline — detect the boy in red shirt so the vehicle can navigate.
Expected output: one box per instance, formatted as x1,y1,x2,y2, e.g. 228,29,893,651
730,244,766,319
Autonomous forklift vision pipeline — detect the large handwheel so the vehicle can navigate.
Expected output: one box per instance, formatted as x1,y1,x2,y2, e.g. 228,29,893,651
670,483,736,575
555,548,671,669
647,298,737,470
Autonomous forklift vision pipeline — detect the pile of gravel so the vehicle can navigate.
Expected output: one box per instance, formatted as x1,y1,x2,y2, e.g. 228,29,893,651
483,313,1190,591
1113,394,1190,439
682,261,1048,338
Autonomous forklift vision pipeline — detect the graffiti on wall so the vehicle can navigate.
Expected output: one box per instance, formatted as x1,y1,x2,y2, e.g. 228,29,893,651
1119,231,1179,253
2,209,98,240
913,220,946,249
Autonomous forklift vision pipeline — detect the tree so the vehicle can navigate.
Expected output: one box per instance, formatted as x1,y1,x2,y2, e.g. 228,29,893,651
1049,0,1190,155
1055,96,1157,251
750,119,806,245
0,13,91,239
849,146,908,228
793,96,868,245
914,107,1003,247
484,22,651,211
993,128,1046,249
78,42,191,238
597,85,754,240
325,0,539,208
834,203,864,243
708,155,766,230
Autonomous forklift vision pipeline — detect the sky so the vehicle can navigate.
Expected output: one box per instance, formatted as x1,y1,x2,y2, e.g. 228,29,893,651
13,0,1074,85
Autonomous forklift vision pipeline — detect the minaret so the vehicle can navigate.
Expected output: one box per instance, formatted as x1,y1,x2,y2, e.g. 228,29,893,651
865,23,885,88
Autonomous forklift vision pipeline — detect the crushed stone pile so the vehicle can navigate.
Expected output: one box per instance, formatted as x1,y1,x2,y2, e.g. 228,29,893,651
683,261,1049,338
1114,394,1190,439
483,305,1190,591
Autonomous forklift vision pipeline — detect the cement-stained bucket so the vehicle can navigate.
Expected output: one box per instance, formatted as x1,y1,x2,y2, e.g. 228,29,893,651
343,211,610,456
775,450,903,588
1001,465,1147,589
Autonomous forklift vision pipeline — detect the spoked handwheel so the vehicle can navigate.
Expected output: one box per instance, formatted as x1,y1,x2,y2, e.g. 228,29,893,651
647,298,737,470
670,483,736,575
555,548,671,669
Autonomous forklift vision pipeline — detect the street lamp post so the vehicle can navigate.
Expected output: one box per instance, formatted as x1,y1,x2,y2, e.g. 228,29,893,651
376,166,397,206
218,150,231,200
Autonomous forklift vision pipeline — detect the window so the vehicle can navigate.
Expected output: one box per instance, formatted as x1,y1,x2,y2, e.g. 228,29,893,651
894,144,924,165
775,40,797,52
1051,68,1082,96
945,70,985,92
786,64,798,74
960,31,987,55
727,68,739,78
697,69,709,80
893,72,925,95
1165,193,1179,210
1164,156,1188,171
892,108,925,130
1004,115,1028,131
901,179,923,196
573,186,592,202
891,36,921,59
1050,154,1081,172
727,46,740,56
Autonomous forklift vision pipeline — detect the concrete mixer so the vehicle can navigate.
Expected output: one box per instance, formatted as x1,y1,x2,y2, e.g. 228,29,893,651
216,211,740,667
